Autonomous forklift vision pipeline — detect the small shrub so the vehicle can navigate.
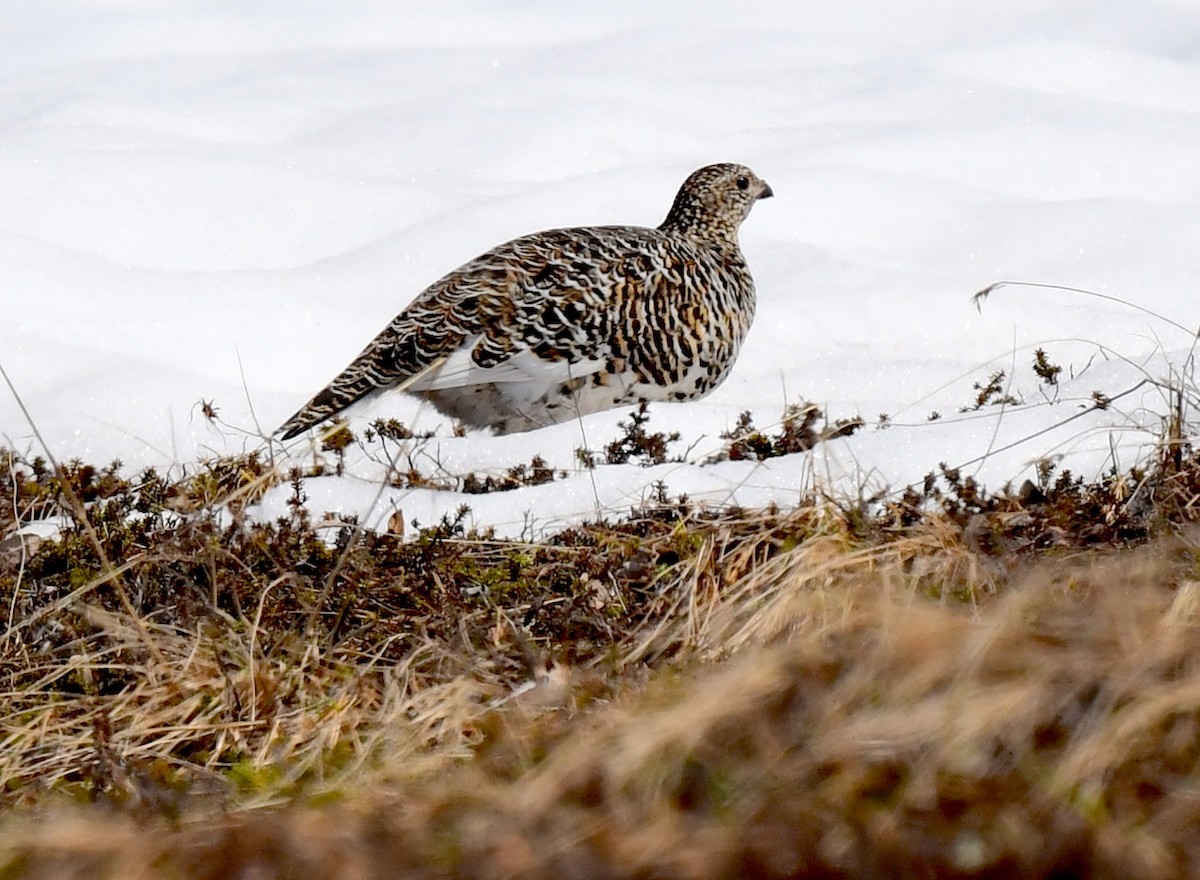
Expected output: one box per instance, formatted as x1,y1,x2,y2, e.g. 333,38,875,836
1032,347,1063,386
717,402,862,462
602,402,680,467
960,370,1021,412
461,455,560,494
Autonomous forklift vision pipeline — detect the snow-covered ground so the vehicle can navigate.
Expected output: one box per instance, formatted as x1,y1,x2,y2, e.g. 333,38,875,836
3,1,1200,536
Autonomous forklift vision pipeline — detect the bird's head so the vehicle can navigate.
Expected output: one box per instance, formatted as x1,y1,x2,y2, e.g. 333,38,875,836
659,163,772,245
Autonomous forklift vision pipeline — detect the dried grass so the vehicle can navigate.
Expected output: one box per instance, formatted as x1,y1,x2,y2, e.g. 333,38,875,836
4,515,1200,876
6,421,1200,876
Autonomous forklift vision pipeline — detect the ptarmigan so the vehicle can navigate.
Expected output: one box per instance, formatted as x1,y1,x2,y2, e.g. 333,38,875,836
278,163,772,440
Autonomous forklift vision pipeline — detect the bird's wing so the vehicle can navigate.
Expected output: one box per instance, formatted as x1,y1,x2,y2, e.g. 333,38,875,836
277,226,664,440
406,341,607,391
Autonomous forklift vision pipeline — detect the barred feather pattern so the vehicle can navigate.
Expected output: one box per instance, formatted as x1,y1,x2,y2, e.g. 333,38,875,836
278,163,772,439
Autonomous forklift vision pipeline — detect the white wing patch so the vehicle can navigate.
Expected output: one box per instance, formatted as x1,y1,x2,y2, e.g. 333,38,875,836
406,336,607,392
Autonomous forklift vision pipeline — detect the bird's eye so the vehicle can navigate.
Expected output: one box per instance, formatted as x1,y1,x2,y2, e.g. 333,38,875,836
736,176,750,191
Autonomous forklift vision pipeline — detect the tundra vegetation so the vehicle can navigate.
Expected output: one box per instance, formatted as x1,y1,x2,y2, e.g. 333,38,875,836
2,349,1200,878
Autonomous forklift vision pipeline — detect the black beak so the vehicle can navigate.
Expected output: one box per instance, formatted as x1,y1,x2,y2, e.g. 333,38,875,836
758,181,774,199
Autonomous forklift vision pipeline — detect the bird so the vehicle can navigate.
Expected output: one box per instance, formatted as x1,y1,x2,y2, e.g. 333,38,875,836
277,162,773,440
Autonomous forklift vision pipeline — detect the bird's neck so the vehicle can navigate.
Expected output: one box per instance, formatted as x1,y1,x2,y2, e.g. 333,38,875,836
658,217,741,253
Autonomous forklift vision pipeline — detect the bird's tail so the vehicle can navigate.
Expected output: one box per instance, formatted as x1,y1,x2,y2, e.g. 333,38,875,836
276,303,470,440
277,382,371,440
276,340,449,440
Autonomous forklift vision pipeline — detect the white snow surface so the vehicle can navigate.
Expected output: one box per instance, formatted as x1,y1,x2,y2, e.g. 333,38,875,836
3,1,1200,536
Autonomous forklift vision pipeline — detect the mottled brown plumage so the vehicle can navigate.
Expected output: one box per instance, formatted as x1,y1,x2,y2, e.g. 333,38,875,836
278,163,772,440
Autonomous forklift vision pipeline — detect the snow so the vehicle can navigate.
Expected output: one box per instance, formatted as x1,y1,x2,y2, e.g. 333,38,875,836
3,1,1199,536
